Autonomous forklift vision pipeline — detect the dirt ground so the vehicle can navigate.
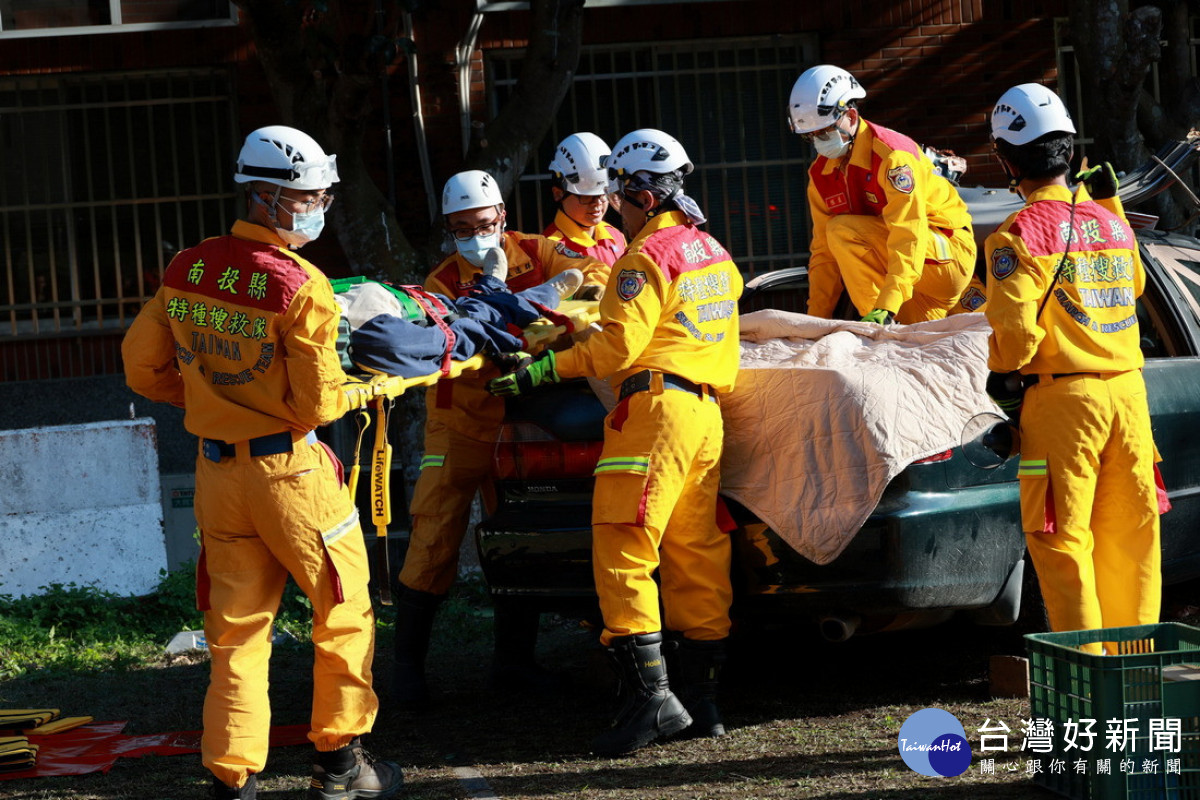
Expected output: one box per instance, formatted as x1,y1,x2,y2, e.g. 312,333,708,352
0,586,1094,800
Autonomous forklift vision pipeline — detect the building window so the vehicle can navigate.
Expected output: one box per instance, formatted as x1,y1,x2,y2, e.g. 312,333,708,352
0,1,236,38
489,34,819,276
0,68,238,381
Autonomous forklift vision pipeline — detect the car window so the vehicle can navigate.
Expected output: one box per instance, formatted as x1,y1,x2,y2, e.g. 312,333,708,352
1137,298,1168,358
1140,237,1200,357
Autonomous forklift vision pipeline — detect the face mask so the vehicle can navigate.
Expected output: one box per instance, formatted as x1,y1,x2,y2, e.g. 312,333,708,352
813,128,851,160
253,193,326,248
455,230,503,267
277,207,326,248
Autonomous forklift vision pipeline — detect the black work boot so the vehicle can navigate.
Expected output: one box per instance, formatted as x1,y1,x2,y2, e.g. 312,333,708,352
489,596,562,694
391,585,443,713
308,738,403,800
212,774,256,800
590,632,692,756
674,637,728,738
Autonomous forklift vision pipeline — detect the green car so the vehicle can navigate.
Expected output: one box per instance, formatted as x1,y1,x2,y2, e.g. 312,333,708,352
475,140,1200,638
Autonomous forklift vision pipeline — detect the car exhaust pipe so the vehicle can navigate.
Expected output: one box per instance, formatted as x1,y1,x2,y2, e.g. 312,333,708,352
819,614,861,642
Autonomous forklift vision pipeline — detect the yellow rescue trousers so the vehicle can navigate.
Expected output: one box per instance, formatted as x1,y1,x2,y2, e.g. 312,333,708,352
194,436,377,789
399,425,497,596
824,214,976,322
1018,371,1162,652
591,386,732,645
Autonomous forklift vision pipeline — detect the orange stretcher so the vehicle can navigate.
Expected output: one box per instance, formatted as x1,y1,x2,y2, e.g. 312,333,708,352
344,298,601,604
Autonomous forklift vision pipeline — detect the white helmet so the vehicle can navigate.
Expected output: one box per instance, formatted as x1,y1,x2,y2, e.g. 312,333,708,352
549,132,614,196
442,170,504,215
991,84,1076,146
608,129,693,180
787,65,866,135
234,125,339,190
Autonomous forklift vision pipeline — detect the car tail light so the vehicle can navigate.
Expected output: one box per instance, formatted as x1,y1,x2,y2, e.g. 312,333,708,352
492,422,603,480
911,449,953,464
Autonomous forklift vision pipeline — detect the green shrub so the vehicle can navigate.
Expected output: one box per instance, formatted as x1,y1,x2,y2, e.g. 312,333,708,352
0,566,319,679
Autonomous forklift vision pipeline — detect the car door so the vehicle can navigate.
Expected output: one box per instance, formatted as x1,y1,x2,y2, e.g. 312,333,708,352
1136,230,1200,582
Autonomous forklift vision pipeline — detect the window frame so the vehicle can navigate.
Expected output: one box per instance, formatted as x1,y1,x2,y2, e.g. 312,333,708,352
486,33,820,278
0,1,238,40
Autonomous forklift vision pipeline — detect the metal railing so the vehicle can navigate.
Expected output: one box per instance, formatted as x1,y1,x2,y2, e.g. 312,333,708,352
0,68,238,380
488,35,819,278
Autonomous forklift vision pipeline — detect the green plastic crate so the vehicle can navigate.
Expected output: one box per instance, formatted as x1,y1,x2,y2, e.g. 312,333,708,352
1026,623,1200,800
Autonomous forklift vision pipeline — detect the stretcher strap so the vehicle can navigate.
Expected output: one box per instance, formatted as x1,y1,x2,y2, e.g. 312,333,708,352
370,397,393,606
397,285,457,377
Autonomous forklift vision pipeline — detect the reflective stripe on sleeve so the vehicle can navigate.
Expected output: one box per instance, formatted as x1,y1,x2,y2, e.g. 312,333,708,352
420,454,446,470
1018,458,1048,477
593,457,650,476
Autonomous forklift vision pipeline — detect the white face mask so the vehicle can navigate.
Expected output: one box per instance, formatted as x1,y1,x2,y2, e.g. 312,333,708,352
812,128,852,160
455,230,504,267
253,193,326,248
277,207,325,248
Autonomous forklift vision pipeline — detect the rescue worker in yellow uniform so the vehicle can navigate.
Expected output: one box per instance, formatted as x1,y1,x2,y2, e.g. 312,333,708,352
122,126,402,800
543,132,628,266
394,169,610,711
984,84,1166,652
787,65,976,324
490,129,742,756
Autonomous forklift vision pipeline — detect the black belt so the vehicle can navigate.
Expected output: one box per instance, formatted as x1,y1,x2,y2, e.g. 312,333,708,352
618,370,718,404
1037,371,1111,383
202,430,317,463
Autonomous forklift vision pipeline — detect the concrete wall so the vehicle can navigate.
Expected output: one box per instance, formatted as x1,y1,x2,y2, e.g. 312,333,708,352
0,418,166,598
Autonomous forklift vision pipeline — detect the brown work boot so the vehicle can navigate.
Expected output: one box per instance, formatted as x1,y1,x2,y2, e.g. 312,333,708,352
308,739,403,800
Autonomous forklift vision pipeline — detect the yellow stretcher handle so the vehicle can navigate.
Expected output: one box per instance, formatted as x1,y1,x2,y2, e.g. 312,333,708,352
369,398,393,605
346,409,371,499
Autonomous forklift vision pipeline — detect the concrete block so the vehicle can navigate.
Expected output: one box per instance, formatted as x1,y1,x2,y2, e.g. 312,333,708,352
0,419,165,598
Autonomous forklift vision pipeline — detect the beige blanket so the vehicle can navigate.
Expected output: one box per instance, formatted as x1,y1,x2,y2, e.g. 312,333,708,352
720,310,996,565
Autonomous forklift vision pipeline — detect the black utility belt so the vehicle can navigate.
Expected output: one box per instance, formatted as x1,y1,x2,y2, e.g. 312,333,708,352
202,430,317,462
618,370,718,404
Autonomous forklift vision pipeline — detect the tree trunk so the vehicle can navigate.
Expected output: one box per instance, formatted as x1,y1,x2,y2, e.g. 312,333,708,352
464,0,586,197
234,0,425,284
1068,0,1161,168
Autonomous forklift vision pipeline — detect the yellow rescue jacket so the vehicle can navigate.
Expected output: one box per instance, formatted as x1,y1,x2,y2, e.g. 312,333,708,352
556,211,743,393
543,211,627,267
807,118,973,316
985,184,1145,375
122,220,351,441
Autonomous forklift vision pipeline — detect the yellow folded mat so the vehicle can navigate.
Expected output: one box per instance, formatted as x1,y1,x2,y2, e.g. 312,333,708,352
0,737,37,772
0,709,58,730
23,715,93,735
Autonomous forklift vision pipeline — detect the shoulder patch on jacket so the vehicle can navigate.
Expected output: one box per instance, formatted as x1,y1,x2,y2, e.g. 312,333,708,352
960,285,986,310
990,247,1018,281
616,269,647,301
887,164,915,194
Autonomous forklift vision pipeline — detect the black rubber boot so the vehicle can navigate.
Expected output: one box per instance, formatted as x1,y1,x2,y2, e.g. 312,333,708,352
212,774,256,799
391,585,443,713
490,596,562,694
674,637,728,738
309,738,403,800
590,632,692,756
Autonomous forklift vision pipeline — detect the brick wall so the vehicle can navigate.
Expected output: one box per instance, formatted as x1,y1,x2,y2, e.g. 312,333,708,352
470,0,1069,185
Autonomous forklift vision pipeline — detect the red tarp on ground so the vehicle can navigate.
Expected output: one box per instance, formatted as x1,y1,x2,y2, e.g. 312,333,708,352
0,721,310,780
